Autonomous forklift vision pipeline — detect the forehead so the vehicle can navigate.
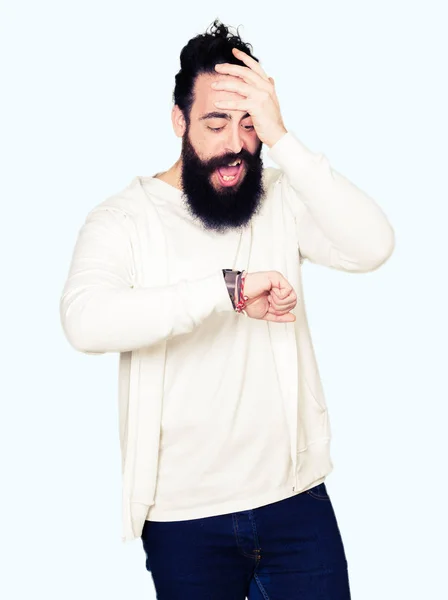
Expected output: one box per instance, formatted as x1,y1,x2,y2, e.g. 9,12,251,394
191,72,247,119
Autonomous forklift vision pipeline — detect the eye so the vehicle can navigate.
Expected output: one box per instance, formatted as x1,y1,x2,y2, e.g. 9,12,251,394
243,125,255,131
208,126,224,132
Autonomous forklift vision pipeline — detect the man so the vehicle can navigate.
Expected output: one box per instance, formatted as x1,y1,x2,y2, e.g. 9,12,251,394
60,19,394,599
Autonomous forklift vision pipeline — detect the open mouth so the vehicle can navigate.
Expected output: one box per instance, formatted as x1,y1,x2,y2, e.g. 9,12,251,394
215,158,244,187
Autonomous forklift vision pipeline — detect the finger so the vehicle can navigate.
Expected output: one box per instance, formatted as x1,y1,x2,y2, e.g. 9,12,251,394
271,300,297,313
269,272,293,295
272,286,293,301
232,47,270,81
268,299,296,313
268,297,297,313
211,78,252,97
268,306,291,316
214,63,272,91
271,289,297,306
269,305,296,317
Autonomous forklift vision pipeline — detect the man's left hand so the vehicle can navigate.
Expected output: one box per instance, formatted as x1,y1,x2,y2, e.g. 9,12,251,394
212,48,287,148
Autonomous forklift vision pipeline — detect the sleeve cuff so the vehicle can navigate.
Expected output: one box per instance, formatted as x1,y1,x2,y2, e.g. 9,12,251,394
194,270,234,314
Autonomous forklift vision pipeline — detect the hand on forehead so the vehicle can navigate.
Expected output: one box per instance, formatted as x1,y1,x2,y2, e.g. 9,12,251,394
194,72,248,116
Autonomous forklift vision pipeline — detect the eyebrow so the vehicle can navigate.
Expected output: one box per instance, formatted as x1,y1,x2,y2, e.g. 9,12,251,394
199,111,251,121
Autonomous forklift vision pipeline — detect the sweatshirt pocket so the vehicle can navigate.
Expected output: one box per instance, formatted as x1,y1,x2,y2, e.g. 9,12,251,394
304,375,327,412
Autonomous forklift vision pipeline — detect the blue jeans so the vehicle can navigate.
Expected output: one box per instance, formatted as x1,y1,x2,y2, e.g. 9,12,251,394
140,482,351,599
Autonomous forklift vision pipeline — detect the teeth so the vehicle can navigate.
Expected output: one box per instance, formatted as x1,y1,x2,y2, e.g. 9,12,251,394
222,175,236,181
227,159,241,167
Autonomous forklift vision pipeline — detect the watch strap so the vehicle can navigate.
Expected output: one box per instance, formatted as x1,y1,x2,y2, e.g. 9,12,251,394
222,269,242,310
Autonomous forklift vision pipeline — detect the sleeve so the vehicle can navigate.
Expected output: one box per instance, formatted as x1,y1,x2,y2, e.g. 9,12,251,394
59,207,234,354
267,131,395,272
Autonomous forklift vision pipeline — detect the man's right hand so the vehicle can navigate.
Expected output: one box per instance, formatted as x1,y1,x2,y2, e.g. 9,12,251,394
243,271,297,322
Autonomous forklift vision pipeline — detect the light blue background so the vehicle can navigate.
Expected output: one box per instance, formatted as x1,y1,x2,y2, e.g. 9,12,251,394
1,1,447,598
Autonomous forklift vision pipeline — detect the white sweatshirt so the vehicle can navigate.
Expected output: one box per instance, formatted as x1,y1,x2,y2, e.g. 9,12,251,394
141,176,295,521
59,131,395,542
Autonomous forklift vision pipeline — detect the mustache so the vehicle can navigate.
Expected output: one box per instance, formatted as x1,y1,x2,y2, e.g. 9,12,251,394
200,149,259,173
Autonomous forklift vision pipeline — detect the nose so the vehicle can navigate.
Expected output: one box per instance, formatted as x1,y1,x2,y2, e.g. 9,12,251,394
225,125,243,155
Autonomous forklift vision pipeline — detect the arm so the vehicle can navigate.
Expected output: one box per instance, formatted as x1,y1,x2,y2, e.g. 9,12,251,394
267,131,395,272
59,207,234,354
208,50,394,272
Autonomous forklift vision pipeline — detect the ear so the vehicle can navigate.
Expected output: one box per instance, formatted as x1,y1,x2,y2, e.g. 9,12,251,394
172,105,187,138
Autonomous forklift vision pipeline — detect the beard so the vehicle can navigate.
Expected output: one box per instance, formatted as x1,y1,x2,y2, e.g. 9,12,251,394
180,129,265,233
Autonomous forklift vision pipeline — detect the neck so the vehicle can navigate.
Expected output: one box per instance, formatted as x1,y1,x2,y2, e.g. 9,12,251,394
155,157,183,191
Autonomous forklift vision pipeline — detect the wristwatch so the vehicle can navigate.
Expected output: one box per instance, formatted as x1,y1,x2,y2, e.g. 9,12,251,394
222,269,242,310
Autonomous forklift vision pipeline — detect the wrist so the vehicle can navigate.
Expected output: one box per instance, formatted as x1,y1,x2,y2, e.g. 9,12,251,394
264,126,288,149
